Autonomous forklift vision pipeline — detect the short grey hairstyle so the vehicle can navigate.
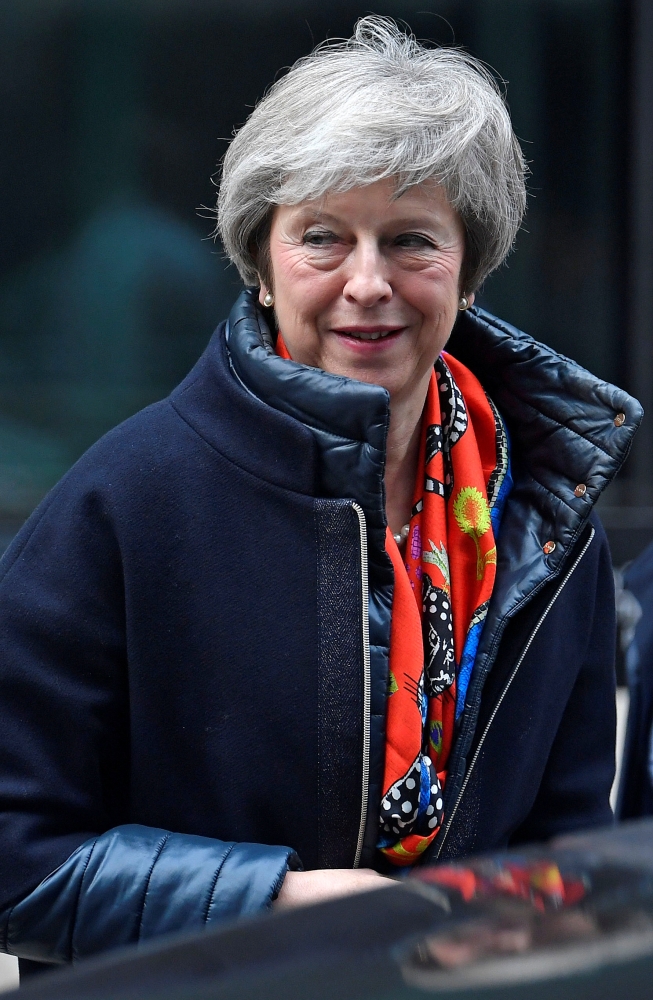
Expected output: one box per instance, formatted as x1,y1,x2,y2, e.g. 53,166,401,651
216,16,527,293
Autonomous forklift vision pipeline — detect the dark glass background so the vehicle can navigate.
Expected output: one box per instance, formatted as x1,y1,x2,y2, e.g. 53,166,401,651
0,0,647,558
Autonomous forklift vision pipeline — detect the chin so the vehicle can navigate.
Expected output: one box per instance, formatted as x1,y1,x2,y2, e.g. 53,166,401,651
347,370,407,398
325,360,391,387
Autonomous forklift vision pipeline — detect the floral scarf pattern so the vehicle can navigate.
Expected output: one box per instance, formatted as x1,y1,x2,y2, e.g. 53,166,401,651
274,334,510,867
378,354,510,865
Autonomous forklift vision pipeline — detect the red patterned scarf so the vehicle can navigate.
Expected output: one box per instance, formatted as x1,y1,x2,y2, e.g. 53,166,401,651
275,334,510,867
379,354,509,864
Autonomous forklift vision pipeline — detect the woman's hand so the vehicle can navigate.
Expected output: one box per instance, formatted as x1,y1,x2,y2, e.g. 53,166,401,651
275,868,394,910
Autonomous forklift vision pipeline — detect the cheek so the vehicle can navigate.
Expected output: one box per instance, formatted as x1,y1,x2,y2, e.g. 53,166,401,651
401,272,461,327
274,250,343,314
272,246,314,289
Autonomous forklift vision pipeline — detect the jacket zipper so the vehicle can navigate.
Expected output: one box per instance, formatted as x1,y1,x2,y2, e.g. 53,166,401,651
351,502,371,868
434,525,596,859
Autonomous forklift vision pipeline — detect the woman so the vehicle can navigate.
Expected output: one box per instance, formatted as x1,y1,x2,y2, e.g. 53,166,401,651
0,18,641,968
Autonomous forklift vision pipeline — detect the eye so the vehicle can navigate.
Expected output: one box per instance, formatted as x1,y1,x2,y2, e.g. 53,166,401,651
302,229,339,246
394,233,436,249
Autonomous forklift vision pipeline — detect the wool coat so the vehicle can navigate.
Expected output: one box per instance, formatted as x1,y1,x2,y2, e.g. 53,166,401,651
0,290,642,968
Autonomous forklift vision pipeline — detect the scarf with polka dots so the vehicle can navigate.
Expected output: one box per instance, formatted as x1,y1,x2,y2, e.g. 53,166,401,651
378,354,511,865
274,334,510,866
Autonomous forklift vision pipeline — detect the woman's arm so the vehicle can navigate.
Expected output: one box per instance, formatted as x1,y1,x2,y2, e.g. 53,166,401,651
0,466,300,964
2,826,298,964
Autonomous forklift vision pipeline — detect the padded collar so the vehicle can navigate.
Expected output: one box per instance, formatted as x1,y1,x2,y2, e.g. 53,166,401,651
447,308,642,577
226,289,390,549
225,288,642,575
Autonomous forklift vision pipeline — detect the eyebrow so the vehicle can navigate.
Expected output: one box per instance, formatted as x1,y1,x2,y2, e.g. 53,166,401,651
293,210,345,226
292,208,452,233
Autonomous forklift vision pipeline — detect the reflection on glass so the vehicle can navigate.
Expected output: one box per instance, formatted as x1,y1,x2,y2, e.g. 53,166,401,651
401,855,653,990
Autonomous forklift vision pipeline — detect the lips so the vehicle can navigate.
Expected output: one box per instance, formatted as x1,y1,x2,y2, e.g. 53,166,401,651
333,328,402,341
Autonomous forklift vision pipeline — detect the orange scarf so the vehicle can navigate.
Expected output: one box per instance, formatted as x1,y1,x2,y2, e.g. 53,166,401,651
275,335,510,867
380,355,509,864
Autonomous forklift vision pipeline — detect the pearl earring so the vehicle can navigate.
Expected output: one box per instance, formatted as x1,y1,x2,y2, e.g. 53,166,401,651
458,295,469,311
263,291,274,308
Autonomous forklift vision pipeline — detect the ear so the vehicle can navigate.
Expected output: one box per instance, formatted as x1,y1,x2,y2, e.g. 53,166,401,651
258,282,270,306
467,292,475,307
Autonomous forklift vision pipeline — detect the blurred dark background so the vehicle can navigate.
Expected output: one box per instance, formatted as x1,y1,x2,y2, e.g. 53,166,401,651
1,0,652,563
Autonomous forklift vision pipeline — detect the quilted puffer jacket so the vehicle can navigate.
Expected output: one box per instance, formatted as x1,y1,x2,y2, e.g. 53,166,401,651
0,289,641,969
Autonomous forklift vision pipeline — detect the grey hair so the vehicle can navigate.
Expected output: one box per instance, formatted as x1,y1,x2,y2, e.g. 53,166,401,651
215,16,527,293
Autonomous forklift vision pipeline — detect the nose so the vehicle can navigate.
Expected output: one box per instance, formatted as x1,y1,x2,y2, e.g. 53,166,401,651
342,239,392,308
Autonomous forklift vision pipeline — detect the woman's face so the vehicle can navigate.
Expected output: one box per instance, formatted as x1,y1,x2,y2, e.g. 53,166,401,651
259,178,472,407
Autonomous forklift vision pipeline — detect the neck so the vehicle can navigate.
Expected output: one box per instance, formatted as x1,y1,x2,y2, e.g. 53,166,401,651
385,372,431,539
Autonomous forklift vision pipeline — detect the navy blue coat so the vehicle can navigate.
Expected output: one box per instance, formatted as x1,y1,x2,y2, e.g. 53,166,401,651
618,542,653,819
0,291,641,967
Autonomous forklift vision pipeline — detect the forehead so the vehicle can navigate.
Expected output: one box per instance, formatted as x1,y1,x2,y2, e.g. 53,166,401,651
274,178,462,233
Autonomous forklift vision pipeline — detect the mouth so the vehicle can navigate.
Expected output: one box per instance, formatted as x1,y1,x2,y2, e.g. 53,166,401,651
332,327,403,343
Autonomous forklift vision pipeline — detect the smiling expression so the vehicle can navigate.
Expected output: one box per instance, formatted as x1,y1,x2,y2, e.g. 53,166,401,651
259,178,472,408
